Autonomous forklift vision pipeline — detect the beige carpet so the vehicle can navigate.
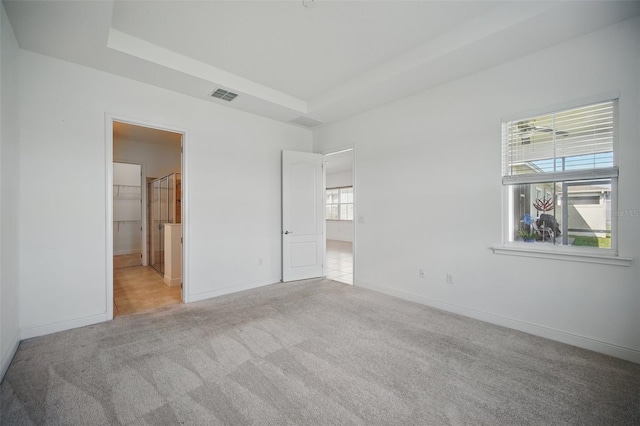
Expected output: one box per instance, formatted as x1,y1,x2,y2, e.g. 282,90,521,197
1,279,638,425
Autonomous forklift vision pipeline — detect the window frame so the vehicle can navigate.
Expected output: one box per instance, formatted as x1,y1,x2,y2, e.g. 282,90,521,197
326,186,354,221
495,93,631,266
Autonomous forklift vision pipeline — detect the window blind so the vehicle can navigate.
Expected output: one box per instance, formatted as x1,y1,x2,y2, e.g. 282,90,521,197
503,100,616,181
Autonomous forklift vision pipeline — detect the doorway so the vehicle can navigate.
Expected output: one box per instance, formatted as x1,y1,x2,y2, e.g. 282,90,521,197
324,148,355,285
110,120,184,317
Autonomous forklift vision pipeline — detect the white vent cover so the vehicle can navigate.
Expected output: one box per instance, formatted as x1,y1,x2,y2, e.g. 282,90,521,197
290,116,323,128
210,88,238,102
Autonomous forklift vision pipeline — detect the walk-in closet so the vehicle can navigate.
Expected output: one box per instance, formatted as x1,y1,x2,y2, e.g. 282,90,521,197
112,121,183,317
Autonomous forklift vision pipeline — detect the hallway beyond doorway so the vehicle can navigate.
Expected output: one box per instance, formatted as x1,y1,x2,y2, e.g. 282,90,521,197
326,240,353,284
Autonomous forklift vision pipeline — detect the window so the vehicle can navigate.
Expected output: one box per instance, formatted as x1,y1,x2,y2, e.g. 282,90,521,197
326,187,353,220
502,99,617,250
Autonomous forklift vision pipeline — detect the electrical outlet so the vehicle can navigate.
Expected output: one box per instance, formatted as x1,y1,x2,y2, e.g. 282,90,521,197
446,273,454,284
419,269,425,279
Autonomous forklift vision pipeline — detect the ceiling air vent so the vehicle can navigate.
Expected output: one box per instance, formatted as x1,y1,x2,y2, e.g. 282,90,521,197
210,88,238,102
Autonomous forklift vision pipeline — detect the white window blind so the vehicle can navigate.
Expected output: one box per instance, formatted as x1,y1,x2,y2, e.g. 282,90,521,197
503,100,617,184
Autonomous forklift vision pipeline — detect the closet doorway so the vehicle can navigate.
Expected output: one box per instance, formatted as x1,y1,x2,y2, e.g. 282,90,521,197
111,121,183,317
113,162,143,268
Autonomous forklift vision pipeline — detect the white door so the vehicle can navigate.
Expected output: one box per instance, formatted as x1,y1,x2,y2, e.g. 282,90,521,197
282,150,324,282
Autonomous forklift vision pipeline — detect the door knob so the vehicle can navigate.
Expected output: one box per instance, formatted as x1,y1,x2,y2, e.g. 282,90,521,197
284,230,292,235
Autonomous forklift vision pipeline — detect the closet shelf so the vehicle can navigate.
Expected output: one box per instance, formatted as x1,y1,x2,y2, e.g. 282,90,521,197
113,184,141,198
114,220,141,233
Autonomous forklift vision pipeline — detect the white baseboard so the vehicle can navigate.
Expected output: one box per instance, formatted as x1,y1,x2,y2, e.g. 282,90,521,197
357,279,640,364
185,278,280,304
163,276,181,287
0,329,21,383
326,237,353,243
113,249,141,256
21,313,108,340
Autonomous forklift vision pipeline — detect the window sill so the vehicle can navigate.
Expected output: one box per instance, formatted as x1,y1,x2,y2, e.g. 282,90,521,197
491,244,632,267
326,220,353,222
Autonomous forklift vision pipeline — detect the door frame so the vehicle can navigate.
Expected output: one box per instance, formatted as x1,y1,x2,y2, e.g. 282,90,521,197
105,113,189,320
322,146,356,285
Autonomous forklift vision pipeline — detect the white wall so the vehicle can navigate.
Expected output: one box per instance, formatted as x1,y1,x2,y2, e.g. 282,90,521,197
326,170,354,242
114,137,181,179
326,170,352,188
314,17,640,362
113,161,142,186
18,49,311,337
0,3,21,380
327,221,354,243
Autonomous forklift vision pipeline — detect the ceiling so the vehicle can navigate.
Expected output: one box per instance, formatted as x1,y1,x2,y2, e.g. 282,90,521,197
113,121,182,146
325,149,353,174
5,1,640,128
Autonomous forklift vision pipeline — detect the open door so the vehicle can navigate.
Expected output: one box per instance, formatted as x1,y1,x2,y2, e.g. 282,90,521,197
282,150,324,282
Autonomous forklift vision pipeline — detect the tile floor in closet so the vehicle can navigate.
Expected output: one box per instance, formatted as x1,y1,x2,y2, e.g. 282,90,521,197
113,261,181,317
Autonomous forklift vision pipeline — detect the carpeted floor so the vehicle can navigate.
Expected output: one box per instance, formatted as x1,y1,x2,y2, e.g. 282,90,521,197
1,279,638,425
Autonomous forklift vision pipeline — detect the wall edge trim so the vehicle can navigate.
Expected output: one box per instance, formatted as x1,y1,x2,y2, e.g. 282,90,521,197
186,278,280,303
21,313,108,340
356,279,640,364
0,329,21,383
